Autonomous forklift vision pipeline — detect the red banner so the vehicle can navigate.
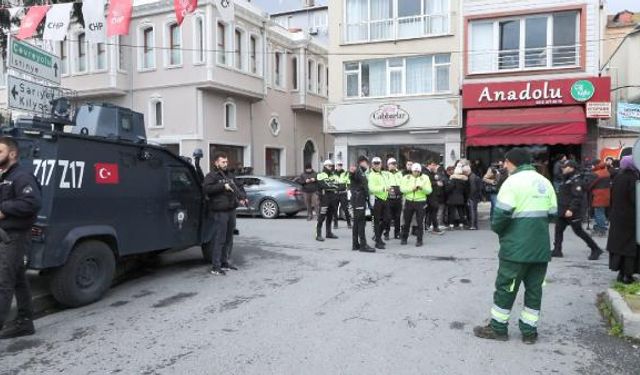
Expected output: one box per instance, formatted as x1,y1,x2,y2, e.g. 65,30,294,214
107,0,133,37
95,163,120,184
174,0,198,26
462,77,611,109
17,6,50,40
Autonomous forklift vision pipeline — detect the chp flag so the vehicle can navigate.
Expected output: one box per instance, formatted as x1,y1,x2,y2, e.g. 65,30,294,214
43,3,73,41
107,0,133,37
17,5,50,40
174,0,198,26
215,0,234,22
83,0,107,43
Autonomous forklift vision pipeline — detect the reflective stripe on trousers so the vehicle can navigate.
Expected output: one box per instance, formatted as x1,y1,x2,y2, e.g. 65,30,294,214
491,305,511,324
519,307,540,327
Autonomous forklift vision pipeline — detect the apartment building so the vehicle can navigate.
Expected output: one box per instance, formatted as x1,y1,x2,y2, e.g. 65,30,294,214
0,0,332,175
326,0,462,167
272,2,330,46
461,0,610,166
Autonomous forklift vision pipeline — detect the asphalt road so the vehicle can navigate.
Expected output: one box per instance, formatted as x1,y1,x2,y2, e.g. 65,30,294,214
1,213,639,375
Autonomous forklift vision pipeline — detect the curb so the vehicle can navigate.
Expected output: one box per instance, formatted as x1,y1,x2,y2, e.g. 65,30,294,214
605,288,640,339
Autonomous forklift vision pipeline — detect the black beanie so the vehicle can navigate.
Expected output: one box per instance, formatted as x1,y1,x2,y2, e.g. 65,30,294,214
357,155,369,163
505,148,532,167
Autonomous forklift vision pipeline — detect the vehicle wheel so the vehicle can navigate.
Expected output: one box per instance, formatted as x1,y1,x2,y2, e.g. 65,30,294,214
201,242,212,264
286,212,299,218
50,240,116,307
260,199,279,219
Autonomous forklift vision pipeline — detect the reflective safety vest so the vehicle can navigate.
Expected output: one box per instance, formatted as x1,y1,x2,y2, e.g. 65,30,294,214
492,164,558,263
368,170,389,201
400,174,433,202
336,170,350,187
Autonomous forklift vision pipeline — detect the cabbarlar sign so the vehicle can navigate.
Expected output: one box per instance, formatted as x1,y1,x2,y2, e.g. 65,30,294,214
370,104,410,128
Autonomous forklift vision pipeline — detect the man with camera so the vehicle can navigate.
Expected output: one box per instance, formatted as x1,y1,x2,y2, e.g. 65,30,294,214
203,153,247,276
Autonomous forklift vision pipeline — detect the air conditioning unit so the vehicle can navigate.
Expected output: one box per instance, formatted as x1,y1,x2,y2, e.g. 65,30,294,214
309,27,319,35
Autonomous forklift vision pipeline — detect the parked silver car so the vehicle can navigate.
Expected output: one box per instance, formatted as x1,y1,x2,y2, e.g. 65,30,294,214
236,176,306,219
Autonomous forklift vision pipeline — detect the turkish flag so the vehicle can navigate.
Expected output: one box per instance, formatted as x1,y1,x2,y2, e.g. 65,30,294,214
174,0,197,26
107,0,133,37
95,163,120,184
17,5,50,40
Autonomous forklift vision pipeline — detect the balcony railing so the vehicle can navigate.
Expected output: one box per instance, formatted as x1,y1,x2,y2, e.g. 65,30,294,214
468,45,580,74
342,14,451,44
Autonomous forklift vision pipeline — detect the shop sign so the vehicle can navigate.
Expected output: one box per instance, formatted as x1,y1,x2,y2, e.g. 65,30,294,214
370,104,410,128
586,102,611,119
462,77,611,109
618,102,640,127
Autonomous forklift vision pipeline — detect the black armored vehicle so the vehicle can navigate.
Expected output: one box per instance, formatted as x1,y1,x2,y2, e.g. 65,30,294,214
4,101,215,307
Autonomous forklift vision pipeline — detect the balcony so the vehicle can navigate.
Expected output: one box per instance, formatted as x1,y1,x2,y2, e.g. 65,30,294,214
199,65,265,102
342,14,451,44
292,92,326,113
468,45,581,75
62,71,128,99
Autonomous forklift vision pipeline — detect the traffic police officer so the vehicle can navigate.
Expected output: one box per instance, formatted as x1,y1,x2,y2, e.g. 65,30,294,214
400,163,432,247
474,148,557,344
333,162,352,229
0,137,42,339
551,160,603,260
350,156,375,252
316,160,341,241
384,158,403,240
368,157,389,249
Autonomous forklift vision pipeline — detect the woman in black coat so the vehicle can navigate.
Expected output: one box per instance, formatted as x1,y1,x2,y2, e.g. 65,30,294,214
445,167,470,229
606,156,640,284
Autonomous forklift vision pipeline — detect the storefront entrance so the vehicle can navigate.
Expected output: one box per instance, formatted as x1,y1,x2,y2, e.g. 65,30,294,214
348,144,445,168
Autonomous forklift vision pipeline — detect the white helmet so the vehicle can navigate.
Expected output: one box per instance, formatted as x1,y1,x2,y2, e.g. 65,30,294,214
411,163,422,172
323,159,334,166
387,158,397,165
371,157,382,164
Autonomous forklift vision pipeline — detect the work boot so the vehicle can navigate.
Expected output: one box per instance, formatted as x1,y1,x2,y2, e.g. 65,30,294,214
326,233,339,239
221,263,238,271
473,325,508,341
0,319,35,340
622,275,637,285
359,245,376,253
551,249,563,258
394,233,401,239
375,241,385,250
522,333,538,345
316,235,325,242
588,247,603,261
210,267,226,276
384,234,390,241
416,240,423,247
432,229,444,236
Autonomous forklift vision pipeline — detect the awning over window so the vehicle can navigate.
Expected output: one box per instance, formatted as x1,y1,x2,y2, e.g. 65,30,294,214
466,106,587,147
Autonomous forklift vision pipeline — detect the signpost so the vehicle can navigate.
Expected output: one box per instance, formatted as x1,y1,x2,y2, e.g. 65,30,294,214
586,102,612,119
8,37,61,85
7,75,62,114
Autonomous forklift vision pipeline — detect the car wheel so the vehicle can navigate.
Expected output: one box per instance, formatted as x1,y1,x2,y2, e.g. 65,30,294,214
50,240,116,307
260,199,279,219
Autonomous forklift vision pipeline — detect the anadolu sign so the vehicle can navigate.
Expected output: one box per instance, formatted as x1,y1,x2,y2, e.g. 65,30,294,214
462,77,611,109
370,104,410,128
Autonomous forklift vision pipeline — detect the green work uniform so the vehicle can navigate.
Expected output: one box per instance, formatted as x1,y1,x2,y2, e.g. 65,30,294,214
489,165,557,336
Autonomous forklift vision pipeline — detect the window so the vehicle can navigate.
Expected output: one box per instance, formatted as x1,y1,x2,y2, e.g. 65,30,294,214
149,98,163,128
194,16,205,64
344,0,450,43
344,54,450,98
292,56,298,90
249,35,257,73
235,29,243,70
168,23,182,66
76,33,87,72
217,22,227,65
141,26,155,69
224,101,236,130
468,11,580,74
308,59,316,93
118,36,126,71
210,144,244,171
94,43,106,71
317,63,324,95
59,41,68,75
274,52,284,87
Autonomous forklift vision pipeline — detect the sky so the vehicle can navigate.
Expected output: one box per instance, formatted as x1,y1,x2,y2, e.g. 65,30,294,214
607,0,639,13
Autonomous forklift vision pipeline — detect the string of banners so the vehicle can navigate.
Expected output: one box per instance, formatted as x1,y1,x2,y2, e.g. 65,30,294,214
9,0,234,42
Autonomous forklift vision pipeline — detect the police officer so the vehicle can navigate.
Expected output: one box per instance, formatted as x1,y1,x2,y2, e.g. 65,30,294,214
368,157,390,249
316,160,340,241
400,163,432,247
350,156,375,252
0,137,42,339
384,158,403,240
551,160,603,260
333,162,352,230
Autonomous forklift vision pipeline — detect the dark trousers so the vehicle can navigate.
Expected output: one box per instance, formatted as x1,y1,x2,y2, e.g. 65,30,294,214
467,199,479,228
402,201,426,241
0,231,34,326
373,198,390,242
334,193,351,225
317,194,337,237
448,205,467,226
426,201,440,230
208,211,236,269
351,192,368,248
304,192,317,219
553,217,600,253
384,199,402,237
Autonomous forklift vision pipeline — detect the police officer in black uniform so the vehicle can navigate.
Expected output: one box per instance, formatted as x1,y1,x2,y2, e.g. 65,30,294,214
0,137,42,339
552,160,603,260
350,156,375,253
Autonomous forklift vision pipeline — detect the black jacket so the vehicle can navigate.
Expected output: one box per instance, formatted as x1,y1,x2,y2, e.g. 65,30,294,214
0,163,42,231
203,167,246,212
426,169,445,204
445,174,469,206
557,171,585,218
468,173,484,201
606,168,639,257
298,171,318,193
349,167,369,206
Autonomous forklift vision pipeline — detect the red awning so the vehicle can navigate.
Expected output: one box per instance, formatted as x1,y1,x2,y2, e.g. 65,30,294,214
466,106,587,147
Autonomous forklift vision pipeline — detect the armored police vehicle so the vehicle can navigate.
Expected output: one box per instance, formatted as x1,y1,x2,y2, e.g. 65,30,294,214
4,101,214,307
